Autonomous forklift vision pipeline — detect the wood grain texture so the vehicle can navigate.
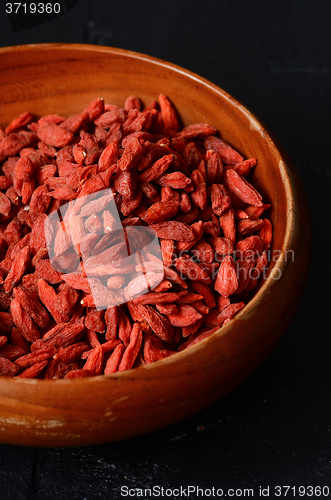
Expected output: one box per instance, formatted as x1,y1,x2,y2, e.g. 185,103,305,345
0,44,311,447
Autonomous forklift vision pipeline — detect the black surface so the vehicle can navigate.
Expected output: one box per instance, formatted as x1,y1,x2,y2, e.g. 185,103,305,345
0,1,330,498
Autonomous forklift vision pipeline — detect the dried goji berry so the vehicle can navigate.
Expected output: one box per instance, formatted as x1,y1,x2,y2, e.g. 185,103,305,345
214,255,238,297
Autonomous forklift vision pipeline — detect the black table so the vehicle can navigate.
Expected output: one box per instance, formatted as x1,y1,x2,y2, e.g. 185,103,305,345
0,1,329,498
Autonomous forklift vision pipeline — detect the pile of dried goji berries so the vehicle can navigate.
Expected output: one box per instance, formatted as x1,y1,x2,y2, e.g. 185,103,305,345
0,94,272,378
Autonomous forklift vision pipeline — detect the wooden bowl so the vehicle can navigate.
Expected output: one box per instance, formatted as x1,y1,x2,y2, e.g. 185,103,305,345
0,44,311,447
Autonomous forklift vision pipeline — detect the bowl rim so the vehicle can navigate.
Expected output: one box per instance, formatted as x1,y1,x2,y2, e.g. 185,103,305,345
0,43,297,384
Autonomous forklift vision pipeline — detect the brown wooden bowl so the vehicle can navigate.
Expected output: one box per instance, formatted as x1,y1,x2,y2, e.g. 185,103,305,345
0,44,311,447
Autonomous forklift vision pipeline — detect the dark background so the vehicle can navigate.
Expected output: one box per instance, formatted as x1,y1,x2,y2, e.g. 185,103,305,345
0,0,330,498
